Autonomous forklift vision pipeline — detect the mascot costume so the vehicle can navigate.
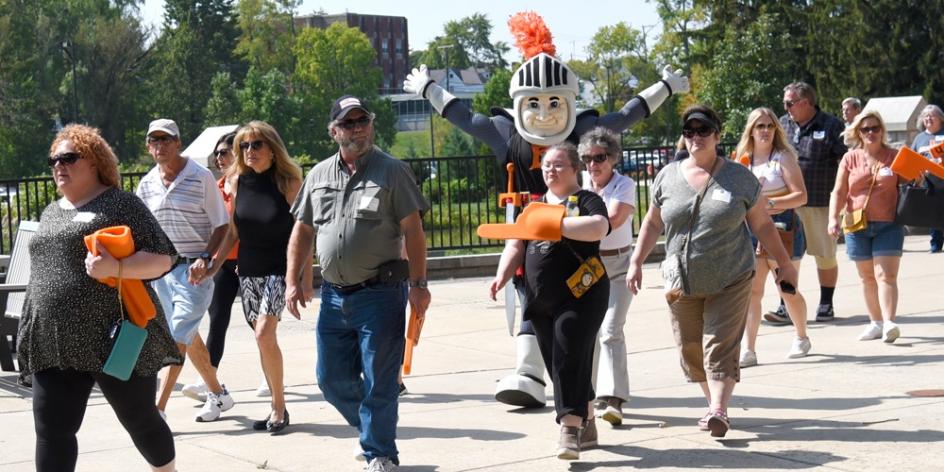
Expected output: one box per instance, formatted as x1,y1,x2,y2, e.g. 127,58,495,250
404,11,689,408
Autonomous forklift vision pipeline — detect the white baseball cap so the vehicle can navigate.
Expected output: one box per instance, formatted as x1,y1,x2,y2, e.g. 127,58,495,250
147,118,180,138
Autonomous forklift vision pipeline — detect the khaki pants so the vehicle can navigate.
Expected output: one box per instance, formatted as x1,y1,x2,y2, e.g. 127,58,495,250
668,270,753,383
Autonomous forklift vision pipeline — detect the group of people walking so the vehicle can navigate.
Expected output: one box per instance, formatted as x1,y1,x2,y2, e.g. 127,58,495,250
13,79,934,471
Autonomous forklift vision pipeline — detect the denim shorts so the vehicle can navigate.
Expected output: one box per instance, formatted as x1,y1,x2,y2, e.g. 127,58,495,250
151,263,214,344
844,221,905,261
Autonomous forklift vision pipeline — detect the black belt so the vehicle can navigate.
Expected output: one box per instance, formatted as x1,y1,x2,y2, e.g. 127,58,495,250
176,256,202,265
599,245,632,257
328,275,382,294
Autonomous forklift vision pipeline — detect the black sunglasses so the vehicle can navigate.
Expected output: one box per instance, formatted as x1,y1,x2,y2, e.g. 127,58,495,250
147,135,175,144
338,116,372,130
214,148,233,158
860,126,882,135
239,140,265,151
783,98,805,108
682,127,714,138
48,152,81,167
581,153,609,164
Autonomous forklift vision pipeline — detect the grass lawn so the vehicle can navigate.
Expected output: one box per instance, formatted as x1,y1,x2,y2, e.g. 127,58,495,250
391,130,432,158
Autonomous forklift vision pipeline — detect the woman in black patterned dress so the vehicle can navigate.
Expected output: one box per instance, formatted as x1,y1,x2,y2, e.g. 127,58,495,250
17,124,181,471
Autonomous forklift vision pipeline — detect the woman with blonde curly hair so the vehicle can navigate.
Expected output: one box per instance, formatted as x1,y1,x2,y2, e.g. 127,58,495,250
204,120,302,433
18,124,180,471
734,107,811,367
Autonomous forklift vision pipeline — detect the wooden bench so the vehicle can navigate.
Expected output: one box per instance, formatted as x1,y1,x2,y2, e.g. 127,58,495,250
1,221,38,372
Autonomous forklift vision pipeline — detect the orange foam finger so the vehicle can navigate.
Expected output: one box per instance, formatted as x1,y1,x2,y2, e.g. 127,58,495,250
891,146,944,180
477,202,565,241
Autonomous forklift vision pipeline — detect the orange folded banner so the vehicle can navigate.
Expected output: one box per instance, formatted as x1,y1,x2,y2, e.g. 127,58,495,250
477,202,565,241
890,146,944,181
84,226,157,328
402,307,425,376
930,141,944,160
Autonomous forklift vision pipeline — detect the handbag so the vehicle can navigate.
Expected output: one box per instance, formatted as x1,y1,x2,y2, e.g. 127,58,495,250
662,158,719,304
102,263,148,381
756,214,796,258
896,177,944,228
842,170,877,234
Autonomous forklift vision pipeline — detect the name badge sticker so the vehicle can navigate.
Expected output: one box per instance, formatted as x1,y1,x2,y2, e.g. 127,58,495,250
812,130,826,140
72,212,96,223
359,196,379,212
711,189,732,203
878,166,893,177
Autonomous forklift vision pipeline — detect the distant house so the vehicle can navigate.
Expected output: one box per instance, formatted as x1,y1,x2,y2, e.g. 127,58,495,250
182,124,239,175
863,96,927,147
389,67,490,131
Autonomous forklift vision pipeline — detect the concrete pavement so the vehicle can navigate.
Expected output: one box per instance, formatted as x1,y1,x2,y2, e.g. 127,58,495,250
2,235,943,471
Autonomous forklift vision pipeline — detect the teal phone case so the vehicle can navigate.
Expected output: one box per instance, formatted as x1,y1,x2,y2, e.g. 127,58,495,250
102,320,148,381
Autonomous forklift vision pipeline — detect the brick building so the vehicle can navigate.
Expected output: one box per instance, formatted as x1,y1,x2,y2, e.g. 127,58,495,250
295,13,409,95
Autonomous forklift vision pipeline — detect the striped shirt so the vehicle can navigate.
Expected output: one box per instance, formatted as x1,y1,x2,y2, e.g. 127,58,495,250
136,158,228,257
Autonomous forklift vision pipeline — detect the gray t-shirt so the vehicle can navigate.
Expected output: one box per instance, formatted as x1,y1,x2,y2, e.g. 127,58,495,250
652,160,760,295
291,146,430,286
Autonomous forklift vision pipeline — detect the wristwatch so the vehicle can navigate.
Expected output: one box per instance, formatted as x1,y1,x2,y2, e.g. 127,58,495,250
199,251,213,269
767,199,776,209
409,278,428,289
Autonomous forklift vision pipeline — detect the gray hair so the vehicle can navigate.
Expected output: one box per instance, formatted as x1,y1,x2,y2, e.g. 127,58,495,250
842,97,862,109
919,105,944,127
783,81,817,106
577,127,621,164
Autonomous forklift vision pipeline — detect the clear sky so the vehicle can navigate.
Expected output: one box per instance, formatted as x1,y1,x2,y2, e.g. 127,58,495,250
140,0,663,62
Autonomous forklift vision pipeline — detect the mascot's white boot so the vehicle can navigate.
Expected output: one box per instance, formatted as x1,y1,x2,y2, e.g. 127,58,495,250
494,334,547,408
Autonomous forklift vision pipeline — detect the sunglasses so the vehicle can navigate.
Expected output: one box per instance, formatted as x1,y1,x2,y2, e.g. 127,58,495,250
337,116,372,130
754,123,776,131
214,148,233,158
581,153,609,164
682,127,714,138
783,98,805,108
147,135,175,145
239,140,265,151
860,126,882,135
48,152,81,167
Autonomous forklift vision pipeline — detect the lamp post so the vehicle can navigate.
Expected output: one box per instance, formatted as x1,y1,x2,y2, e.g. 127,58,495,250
60,40,79,123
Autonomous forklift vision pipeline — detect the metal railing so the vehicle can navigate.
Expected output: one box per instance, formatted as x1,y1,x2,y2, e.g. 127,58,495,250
0,144,733,254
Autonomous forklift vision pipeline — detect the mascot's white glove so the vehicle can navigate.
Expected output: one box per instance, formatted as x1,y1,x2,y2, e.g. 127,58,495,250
403,64,458,115
661,65,690,95
638,65,689,115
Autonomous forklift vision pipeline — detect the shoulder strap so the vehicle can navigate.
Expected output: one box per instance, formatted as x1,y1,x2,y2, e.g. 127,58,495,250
681,158,720,251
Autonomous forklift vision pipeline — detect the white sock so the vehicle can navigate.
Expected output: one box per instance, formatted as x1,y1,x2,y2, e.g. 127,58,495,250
871,321,884,327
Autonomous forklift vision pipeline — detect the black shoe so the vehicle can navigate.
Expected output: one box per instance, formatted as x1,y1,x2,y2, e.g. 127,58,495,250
398,382,408,396
931,247,942,254
763,305,793,325
252,417,269,431
267,409,289,434
815,304,835,322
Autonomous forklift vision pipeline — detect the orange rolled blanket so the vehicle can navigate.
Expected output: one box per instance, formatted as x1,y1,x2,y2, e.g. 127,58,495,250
402,307,425,376
84,226,157,328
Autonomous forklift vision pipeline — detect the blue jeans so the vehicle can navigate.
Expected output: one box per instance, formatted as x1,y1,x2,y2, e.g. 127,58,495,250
930,228,943,250
316,281,407,464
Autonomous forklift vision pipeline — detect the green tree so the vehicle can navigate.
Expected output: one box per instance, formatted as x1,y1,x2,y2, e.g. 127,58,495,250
472,68,513,115
203,71,241,126
234,0,299,74
415,13,509,72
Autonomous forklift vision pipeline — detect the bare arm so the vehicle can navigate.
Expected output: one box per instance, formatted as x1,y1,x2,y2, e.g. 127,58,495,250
85,244,173,280
608,201,635,231
285,221,316,319
746,202,798,289
828,164,851,239
626,206,664,294
400,211,431,317
489,239,526,301
561,214,609,241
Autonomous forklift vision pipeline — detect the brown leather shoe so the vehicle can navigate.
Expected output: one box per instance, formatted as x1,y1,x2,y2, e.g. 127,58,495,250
556,425,581,460
581,417,598,448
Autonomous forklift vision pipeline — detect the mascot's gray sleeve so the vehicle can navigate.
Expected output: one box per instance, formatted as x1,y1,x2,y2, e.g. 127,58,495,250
574,97,650,137
441,101,513,164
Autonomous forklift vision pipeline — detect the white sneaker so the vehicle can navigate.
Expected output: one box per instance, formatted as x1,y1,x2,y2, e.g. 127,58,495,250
858,323,883,341
366,457,397,471
181,380,208,402
883,322,900,343
739,350,758,368
354,441,367,462
195,387,234,422
256,379,271,397
787,337,811,358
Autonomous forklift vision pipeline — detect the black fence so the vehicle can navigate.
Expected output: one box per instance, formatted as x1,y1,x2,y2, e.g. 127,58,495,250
0,144,734,255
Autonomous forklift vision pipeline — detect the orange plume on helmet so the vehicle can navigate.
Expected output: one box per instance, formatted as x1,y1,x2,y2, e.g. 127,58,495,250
508,11,556,59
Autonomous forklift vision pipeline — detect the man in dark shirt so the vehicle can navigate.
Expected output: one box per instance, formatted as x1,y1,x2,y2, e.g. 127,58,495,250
767,82,847,324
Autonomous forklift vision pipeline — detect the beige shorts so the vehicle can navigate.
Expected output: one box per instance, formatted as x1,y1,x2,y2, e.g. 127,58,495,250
668,270,753,383
796,206,838,260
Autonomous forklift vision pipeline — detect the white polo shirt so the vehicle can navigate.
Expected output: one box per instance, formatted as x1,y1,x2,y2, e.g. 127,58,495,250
136,158,228,257
582,170,636,250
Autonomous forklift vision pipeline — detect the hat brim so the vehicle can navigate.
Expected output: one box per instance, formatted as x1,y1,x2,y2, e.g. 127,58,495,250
147,126,178,137
334,106,371,121
684,112,719,132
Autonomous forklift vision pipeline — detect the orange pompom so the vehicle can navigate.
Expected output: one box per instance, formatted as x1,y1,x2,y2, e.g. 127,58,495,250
508,11,556,59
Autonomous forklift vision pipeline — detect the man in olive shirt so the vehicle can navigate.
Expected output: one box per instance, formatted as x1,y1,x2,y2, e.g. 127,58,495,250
769,82,847,324
286,95,430,472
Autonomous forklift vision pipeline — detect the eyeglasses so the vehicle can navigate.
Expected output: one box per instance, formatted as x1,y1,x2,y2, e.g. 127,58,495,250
147,135,175,145
754,123,776,131
239,140,265,151
783,98,806,108
337,116,372,130
541,163,571,172
581,153,609,164
860,126,882,135
682,127,714,138
48,152,81,167
214,148,232,158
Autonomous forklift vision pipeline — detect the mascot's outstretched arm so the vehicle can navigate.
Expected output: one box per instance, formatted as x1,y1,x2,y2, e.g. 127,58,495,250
403,64,511,162
591,65,691,135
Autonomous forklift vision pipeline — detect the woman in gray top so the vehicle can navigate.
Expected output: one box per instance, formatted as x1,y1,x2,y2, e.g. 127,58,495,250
626,106,798,438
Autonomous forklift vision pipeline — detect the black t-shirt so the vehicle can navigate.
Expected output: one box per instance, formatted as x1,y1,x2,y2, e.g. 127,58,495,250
235,168,294,277
524,189,609,311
